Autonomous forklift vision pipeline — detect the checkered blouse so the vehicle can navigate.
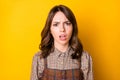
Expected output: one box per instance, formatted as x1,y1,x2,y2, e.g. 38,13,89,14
31,47,93,80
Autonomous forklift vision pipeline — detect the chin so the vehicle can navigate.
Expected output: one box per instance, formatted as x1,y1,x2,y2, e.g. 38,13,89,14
60,41,69,46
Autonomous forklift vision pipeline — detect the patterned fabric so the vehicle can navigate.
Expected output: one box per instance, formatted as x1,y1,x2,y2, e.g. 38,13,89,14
41,58,83,80
30,47,93,80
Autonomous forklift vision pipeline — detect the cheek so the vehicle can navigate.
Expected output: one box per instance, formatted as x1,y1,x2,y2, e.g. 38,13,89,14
69,30,73,38
50,27,54,35
67,27,73,37
50,29,58,38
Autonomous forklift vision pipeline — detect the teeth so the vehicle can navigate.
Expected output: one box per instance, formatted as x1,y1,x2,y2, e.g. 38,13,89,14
59,34,66,40
60,35,65,37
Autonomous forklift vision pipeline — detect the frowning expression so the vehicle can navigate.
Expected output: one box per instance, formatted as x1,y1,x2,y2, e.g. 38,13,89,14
50,11,73,46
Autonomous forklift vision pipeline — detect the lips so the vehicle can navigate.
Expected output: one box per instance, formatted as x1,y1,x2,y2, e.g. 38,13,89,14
59,34,67,41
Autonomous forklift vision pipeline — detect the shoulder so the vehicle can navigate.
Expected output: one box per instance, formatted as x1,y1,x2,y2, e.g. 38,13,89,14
33,51,42,58
33,51,43,60
81,51,92,60
32,51,44,65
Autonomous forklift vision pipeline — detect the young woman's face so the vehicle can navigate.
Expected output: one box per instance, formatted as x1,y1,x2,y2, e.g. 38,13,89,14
50,11,73,46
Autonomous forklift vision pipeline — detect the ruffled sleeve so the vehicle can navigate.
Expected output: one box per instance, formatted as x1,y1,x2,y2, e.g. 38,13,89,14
81,51,94,80
30,52,44,80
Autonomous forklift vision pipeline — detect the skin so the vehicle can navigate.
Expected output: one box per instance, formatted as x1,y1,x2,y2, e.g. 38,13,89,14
50,11,73,52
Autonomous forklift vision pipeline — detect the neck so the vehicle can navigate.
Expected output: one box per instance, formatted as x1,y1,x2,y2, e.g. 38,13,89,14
54,43,69,52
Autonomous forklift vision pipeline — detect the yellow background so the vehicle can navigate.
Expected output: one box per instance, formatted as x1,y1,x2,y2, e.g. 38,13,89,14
0,0,120,80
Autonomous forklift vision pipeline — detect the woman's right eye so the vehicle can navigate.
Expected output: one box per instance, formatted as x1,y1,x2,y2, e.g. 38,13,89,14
53,23,58,27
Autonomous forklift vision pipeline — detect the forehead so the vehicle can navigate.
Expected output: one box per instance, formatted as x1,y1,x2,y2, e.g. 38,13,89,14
52,11,68,22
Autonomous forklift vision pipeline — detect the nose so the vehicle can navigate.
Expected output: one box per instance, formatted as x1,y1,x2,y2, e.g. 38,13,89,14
60,24,65,32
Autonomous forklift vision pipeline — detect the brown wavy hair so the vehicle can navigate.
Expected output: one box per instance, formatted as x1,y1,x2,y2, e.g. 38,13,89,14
39,5,83,60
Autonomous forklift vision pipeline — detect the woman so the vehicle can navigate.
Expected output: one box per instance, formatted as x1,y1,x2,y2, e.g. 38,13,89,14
31,5,93,80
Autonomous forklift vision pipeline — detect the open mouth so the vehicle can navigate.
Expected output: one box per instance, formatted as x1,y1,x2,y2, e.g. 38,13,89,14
59,34,67,40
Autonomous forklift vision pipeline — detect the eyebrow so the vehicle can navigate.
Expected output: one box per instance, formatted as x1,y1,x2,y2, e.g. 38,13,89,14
52,20,70,23
64,21,71,23
52,21,60,23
